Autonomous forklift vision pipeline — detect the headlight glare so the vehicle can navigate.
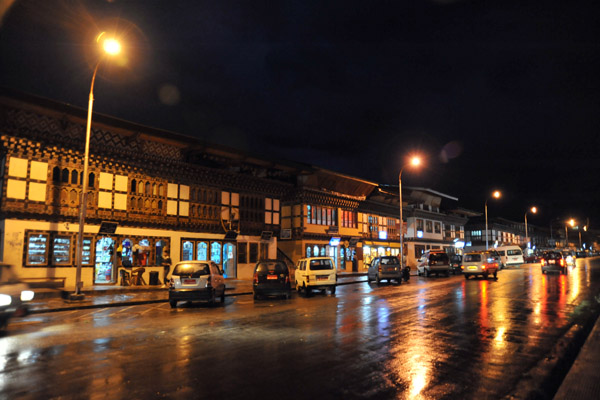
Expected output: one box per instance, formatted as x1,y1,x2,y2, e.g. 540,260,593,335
0,294,12,307
21,290,34,302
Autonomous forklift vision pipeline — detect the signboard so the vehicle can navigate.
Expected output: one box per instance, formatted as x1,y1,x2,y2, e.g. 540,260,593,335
280,229,292,239
329,237,341,246
98,221,118,235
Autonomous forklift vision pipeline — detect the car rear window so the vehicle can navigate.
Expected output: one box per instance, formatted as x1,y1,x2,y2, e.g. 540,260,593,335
507,249,522,256
380,257,399,265
256,261,288,274
463,254,481,262
430,253,449,263
544,252,562,260
309,259,334,270
173,263,211,277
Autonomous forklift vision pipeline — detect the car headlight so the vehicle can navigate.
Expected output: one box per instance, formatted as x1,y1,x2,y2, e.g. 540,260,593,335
21,290,34,302
0,294,12,307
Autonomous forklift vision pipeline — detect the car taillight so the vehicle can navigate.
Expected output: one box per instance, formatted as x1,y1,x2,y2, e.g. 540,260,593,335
560,259,565,267
285,276,289,284
378,266,382,272
461,265,464,270
253,273,258,284
482,265,486,270
540,259,546,266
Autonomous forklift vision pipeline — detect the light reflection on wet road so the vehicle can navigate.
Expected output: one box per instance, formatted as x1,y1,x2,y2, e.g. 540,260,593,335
1,258,600,399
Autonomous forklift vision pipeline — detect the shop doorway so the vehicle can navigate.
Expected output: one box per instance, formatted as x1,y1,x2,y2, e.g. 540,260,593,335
94,236,115,284
223,242,236,278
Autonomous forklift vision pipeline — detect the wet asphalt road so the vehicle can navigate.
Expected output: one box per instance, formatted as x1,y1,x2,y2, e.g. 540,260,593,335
2,258,600,400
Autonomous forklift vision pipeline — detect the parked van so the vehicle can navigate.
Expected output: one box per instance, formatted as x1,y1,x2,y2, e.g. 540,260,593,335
494,245,524,269
294,257,337,295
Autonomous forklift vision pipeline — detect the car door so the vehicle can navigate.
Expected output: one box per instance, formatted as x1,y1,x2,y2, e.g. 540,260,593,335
210,263,225,295
369,258,378,279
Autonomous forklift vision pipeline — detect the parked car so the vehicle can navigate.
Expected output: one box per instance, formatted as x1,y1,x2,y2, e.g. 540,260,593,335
253,260,292,300
450,255,462,275
294,257,337,295
540,251,567,274
169,261,226,308
367,256,402,284
461,251,499,280
416,250,450,277
0,263,35,330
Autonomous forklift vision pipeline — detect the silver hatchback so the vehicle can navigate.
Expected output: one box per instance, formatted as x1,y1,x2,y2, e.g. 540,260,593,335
367,256,402,284
169,261,226,308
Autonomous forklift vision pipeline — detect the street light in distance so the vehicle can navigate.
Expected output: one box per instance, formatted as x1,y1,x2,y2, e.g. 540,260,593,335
485,190,501,250
399,155,422,270
524,206,537,247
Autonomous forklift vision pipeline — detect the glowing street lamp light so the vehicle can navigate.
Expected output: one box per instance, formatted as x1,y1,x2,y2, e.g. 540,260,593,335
524,206,537,246
72,33,122,300
399,155,422,269
564,218,575,248
485,190,501,250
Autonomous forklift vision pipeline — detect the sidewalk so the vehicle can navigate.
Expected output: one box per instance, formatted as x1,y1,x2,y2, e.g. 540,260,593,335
26,272,368,314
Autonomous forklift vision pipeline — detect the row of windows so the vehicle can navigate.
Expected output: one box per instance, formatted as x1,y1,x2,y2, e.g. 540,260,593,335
307,205,337,226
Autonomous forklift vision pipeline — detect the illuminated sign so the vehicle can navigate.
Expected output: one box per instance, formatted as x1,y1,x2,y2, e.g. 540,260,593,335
417,230,423,238
329,237,341,246
378,231,387,240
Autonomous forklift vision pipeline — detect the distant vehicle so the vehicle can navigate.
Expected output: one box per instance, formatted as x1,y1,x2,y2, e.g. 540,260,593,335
0,263,35,330
295,257,337,296
416,250,450,277
540,251,567,274
494,245,524,269
253,260,292,300
450,255,462,275
461,251,499,280
560,250,576,267
367,256,402,284
169,261,226,308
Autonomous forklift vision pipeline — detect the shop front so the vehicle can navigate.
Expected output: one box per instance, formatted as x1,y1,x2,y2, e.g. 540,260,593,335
180,238,237,278
303,237,357,271
362,241,400,269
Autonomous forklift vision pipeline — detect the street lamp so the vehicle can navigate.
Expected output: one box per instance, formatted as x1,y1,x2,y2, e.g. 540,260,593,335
72,33,122,300
565,218,575,248
399,156,421,269
485,190,501,250
524,206,537,247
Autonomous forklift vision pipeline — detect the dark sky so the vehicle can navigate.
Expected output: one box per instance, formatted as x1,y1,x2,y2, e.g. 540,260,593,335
1,0,599,229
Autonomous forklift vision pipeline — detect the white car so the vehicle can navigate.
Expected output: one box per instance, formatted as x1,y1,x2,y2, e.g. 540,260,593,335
169,261,226,308
0,263,35,330
294,257,337,295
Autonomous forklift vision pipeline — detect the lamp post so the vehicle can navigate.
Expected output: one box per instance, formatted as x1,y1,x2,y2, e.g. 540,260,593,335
565,218,575,248
72,33,121,299
399,156,421,269
524,206,537,247
485,190,501,250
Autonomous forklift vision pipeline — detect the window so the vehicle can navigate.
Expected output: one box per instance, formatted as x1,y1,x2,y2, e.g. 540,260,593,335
265,197,280,225
260,243,269,259
238,242,248,263
52,236,71,265
249,243,258,263
434,222,441,234
26,233,49,266
306,205,337,226
414,245,425,259
342,210,357,228
416,219,424,231
426,220,433,233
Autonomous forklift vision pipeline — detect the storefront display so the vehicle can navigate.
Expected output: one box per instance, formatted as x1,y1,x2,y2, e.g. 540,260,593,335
52,236,71,265
27,233,48,265
95,237,115,284
81,238,93,265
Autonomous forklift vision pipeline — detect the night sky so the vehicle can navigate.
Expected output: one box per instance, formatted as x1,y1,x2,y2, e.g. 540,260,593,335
1,0,599,229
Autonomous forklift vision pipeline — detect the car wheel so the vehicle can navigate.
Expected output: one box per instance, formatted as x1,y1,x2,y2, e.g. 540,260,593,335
169,300,177,308
493,270,498,279
296,282,302,292
426,269,430,277
330,286,336,295
376,274,380,284
483,272,489,280
445,270,450,277
253,293,258,300
464,274,469,280
286,291,291,300
304,284,311,296
367,274,371,283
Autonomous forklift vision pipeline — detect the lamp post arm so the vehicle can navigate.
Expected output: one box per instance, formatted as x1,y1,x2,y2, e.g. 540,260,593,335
399,168,404,268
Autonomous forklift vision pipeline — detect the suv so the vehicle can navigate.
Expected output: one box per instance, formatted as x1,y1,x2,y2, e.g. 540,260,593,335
367,256,402,284
450,254,462,275
253,260,292,300
169,261,226,308
540,251,567,274
295,257,337,295
416,250,450,277
461,251,499,280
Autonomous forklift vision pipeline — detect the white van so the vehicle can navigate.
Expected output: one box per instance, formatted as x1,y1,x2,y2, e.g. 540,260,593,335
494,245,524,269
294,257,337,295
